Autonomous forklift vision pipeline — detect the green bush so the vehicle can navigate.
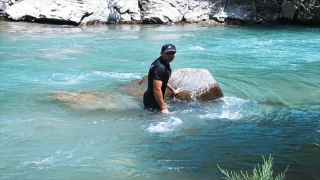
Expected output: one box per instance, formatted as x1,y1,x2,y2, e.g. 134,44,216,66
217,155,288,180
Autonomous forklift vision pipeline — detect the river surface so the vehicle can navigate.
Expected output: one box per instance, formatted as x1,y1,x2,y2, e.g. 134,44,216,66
0,22,319,180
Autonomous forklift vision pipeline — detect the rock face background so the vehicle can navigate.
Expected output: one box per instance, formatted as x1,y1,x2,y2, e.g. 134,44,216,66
1,0,319,25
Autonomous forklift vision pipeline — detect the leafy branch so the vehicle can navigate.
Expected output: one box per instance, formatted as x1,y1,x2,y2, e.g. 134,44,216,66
217,155,289,180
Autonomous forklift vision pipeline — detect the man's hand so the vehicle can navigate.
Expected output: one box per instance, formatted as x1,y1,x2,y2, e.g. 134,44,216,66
172,87,183,99
161,107,170,114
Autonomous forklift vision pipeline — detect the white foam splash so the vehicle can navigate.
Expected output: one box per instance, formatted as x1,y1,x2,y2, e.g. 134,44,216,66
190,46,204,51
147,117,182,133
93,71,141,79
28,71,141,85
199,110,241,120
23,156,54,166
199,97,253,120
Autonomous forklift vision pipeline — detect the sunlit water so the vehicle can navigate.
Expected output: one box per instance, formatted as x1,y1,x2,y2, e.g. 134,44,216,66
0,22,319,180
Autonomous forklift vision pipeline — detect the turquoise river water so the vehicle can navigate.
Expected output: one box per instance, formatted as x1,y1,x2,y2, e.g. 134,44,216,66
0,22,319,180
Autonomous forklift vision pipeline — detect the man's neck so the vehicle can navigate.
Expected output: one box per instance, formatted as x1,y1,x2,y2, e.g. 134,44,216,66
160,56,169,65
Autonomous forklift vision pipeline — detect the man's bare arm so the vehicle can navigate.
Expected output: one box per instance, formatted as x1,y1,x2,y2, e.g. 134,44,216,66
153,80,169,113
167,83,183,98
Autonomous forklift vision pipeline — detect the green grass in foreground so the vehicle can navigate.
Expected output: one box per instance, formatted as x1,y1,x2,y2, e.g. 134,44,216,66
217,155,289,180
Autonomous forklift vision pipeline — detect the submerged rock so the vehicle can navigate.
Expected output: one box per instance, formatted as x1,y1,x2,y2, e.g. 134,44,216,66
51,91,140,110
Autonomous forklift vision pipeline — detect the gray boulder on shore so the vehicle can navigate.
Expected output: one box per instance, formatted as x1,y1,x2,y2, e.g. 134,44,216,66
1,0,319,26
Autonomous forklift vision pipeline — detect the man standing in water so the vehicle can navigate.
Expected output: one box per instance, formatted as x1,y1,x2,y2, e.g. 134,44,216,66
143,44,183,114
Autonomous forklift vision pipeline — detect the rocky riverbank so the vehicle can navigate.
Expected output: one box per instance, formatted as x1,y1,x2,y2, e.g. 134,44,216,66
1,0,319,26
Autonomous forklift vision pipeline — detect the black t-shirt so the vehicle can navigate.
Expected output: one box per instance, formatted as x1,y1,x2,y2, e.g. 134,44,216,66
143,57,172,109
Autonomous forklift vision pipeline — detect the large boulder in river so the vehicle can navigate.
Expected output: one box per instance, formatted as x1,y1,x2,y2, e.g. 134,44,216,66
167,68,223,101
130,68,223,101
51,69,223,110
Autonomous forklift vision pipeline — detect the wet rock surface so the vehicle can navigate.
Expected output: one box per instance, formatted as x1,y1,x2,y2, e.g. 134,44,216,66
51,91,140,110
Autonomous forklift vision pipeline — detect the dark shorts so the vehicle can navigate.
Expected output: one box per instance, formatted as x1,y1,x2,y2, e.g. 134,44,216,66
143,92,161,110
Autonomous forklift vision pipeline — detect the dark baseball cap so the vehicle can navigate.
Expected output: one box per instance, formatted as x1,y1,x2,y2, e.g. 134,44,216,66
161,44,176,53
